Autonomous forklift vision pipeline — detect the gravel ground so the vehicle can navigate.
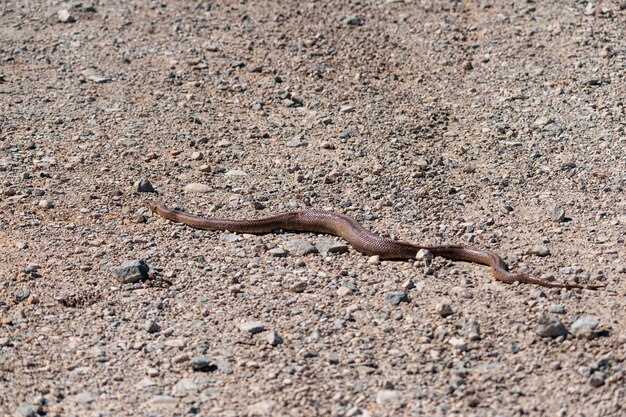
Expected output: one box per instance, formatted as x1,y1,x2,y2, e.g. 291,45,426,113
1,1,625,416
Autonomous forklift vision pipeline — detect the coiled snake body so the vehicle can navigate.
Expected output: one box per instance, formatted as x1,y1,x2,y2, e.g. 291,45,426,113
145,200,597,289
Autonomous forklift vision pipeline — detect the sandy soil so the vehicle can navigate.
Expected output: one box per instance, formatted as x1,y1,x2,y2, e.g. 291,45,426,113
1,1,625,416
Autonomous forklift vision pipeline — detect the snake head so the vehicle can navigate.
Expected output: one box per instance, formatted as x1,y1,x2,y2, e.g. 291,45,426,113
144,199,159,212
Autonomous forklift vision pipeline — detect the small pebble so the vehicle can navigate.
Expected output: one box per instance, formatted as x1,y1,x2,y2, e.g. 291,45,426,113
415,249,433,261
315,238,349,257
143,320,160,334
111,260,149,284
436,303,454,317
535,314,568,338
135,178,155,193
336,286,353,297
283,239,316,256
530,245,551,257
38,200,54,209
570,315,599,340
189,355,212,372
57,9,75,23
184,183,212,193
589,371,606,387
551,206,566,222
266,331,283,346
376,390,402,406
240,321,265,334
385,291,408,305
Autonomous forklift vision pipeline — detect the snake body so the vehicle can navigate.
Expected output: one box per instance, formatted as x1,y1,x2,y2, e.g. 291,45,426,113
145,200,596,289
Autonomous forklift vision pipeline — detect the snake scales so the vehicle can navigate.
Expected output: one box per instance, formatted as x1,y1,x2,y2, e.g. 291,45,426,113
145,200,598,289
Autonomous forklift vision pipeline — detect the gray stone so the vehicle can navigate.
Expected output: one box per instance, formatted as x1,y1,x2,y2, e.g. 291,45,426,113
385,291,408,305
240,321,265,334
38,199,54,209
267,247,287,257
376,389,402,405
14,289,30,302
315,238,349,257
529,289,546,299
339,104,355,113
551,205,566,222
570,315,600,340
340,127,358,138
143,320,160,334
111,259,149,283
461,319,481,341
535,314,568,338
533,116,554,129
184,182,211,193
174,377,198,393
415,249,434,261
221,233,243,243
150,395,177,404
247,400,276,416
283,239,317,256
135,178,155,193
548,304,566,314
530,245,551,257
436,303,453,317
266,331,283,346
344,16,362,26
590,371,606,387
57,9,75,23
15,403,36,417
189,355,212,371
225,169,247,177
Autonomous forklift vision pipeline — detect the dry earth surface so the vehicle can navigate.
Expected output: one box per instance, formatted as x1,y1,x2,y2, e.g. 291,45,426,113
1,0,625,416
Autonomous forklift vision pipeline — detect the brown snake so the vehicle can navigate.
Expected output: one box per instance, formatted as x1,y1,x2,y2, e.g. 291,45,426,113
145,200,599,290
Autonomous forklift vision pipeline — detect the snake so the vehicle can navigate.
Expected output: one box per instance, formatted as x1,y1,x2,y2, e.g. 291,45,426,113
145,200,599,290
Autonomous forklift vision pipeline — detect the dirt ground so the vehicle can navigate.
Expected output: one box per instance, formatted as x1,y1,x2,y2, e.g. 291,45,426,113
1,0,625,416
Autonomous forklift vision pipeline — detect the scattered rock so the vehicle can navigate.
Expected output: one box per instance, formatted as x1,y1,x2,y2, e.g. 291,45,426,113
548,304,566,314
14,403,36,417
376,389,402,406
449,337,467,350
184,182,212,193
267,247,287,257
589,371,606,387
283,239,317,256
38,200,54,209
530,245,551,257
339,104,355,113
189,355,212,372
551,205,566,222
14,289,30,302
336,286,353,297
240,321,266,334
266,331,283,346
385,291,408,305
461,319,481,341
535,314,568,338
344,16,362,26
248,400,276,416
570,315,600,339
174,378,198,393
436,303,454,317
57,9,76,23
225,169,247,177
415,249,434,261
402,279,415,290
135,178,155,193
111,260,149,283
143,320,160,334
315,238,349,257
